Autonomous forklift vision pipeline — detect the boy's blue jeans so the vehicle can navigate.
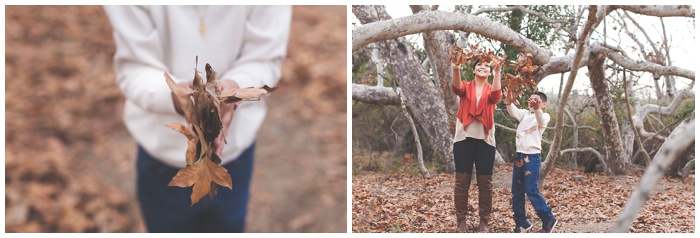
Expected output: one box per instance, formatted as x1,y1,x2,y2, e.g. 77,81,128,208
136,143,255,232
511,153,554,227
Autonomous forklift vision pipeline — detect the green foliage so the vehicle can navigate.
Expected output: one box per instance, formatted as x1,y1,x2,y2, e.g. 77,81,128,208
677,99,695,122
475,5,572,55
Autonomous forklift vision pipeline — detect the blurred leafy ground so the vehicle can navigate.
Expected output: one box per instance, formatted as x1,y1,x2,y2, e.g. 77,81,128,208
352,161,694,233
5,5,346,232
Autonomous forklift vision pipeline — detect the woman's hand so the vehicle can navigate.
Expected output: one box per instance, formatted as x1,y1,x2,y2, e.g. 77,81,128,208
493,55,507,71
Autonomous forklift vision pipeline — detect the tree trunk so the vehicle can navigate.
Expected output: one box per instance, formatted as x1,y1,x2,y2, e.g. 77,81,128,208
610,119,695,232
410,5,459,135
353,5,455,173
588,50,627,175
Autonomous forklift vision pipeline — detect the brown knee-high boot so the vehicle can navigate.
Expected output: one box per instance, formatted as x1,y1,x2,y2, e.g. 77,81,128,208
454,173,471,232
476,175,493,233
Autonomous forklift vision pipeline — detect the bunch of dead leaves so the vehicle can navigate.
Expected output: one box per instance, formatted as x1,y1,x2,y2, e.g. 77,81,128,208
352,165,694,233
449,45,540,105
164,57,273,205
449,43,498,67
502,53,540,105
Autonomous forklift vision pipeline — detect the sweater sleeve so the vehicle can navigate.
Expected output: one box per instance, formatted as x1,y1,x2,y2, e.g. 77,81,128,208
104,6,178,115
534,110,551,128
507,103,527,122
219,6,291,89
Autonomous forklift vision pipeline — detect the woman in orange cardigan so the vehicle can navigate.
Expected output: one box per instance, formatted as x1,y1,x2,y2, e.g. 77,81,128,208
451,55,506,233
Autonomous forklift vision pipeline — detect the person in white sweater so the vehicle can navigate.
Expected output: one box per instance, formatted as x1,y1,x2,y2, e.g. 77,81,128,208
503,89,558,233
104,6,291,232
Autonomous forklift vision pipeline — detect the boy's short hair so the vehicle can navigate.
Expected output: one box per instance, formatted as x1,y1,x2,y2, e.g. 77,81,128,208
533,92,548,102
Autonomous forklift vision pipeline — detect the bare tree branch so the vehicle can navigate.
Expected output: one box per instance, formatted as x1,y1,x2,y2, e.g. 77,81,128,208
352,10,554,64
610,118,695,232
561,147,608,173
541,5,605,185
623,69,652,166
352,84,401,105
399,91,430,179
472,5,569,25
614,5,695,18
597,44,695,80
632,88,694,140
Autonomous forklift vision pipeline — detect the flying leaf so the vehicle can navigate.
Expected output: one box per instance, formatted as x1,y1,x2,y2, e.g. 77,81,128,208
167,156,233,205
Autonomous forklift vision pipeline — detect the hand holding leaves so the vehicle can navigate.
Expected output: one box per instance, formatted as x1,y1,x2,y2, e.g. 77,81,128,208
164,56,275,205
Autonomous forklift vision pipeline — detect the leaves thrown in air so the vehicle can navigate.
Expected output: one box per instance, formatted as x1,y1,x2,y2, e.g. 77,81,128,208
502,53,540,104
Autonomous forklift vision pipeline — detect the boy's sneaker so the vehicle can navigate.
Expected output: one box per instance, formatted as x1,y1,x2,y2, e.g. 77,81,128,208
539,217,558,233
513,223,533,233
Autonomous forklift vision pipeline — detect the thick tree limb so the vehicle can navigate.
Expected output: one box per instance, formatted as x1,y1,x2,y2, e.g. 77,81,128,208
614,5,695,18
352,84,401,105
632,88,694,140
352,10,553,64
610,119,695,233
603,48,695,80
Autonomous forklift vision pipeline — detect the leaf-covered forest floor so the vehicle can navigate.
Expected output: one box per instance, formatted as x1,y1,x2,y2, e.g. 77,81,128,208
5,6,346,232
352,163,694,233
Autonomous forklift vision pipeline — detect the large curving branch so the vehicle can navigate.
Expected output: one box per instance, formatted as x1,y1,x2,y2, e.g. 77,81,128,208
535,43,695,82
631,88,694,140
353,8,694,81
352,10,553,64
596,44,695,80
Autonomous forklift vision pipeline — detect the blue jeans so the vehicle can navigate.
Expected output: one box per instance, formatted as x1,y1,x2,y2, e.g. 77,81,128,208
511,153,553,227
136,143,255,232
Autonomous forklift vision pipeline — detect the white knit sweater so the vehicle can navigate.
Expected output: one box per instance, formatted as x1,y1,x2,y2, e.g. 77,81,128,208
104,6,291,168
506,104,550,154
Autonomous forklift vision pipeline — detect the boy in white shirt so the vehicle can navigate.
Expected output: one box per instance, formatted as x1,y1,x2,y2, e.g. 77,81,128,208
504,89,558,233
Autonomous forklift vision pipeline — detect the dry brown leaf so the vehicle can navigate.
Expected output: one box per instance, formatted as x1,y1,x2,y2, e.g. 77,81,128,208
219,87,271,104
164,71,196,123
167,156,233,205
